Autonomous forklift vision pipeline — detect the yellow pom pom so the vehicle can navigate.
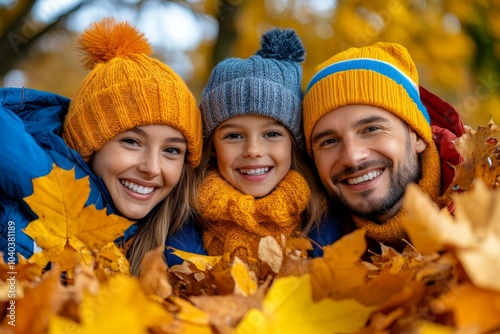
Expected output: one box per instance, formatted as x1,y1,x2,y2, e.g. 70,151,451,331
76,17,152,70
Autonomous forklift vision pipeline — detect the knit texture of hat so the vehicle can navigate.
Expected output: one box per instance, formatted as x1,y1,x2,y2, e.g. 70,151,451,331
303,42,432,156
63,17,202,166
200,28,305,143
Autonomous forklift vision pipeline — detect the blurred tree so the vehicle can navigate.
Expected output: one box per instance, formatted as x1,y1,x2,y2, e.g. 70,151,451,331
1,0,499,127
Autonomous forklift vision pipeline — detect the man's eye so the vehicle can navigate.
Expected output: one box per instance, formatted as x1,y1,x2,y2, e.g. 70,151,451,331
365,126,380,133
321,138,337,146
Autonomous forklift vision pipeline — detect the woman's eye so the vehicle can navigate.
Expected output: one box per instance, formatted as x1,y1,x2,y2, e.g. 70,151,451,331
121,138,139,146
164,147,182,155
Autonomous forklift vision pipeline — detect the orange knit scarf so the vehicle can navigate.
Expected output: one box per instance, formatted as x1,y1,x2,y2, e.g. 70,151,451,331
353,143,442,249
199,170,310,262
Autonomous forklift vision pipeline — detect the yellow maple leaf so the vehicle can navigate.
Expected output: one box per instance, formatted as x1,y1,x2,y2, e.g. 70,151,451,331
235,274,373,334
231,256,258,296
168,247,222,271
48,275,172,333
23,166,133,271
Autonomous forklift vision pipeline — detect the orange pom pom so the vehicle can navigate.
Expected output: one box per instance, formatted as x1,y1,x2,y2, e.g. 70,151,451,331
77,17,152,70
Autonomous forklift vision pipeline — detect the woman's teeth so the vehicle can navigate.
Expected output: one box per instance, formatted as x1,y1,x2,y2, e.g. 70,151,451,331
121,180,154,194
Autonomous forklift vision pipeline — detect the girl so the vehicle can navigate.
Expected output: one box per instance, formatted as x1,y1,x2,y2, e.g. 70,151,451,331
0,18,202,276
197,28,342,262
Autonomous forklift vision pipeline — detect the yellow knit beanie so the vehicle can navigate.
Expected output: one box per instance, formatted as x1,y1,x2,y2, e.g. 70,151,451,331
63,17,202,166
303,42,432,156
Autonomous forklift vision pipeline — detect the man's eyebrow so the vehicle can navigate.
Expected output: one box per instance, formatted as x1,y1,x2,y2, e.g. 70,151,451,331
312,129,338,143
353,115,390,127
311,115,391,143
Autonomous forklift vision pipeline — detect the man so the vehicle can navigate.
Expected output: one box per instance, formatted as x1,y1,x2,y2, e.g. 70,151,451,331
302,42,465,251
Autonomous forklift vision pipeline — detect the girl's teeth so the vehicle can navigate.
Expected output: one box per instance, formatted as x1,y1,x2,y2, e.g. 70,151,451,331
121,180,154,194
239,167,269,175
347,170,382,185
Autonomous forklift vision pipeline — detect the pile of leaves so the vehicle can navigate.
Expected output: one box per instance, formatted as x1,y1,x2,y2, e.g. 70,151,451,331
1,120,499,333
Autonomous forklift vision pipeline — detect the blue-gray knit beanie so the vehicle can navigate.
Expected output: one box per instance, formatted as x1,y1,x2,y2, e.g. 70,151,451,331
200,28,305,143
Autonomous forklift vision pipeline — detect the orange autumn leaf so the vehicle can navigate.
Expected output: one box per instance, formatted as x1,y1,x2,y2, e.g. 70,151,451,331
0,265,66,334
432,283,500,332
309,229,368,301
404,181,500,291
403,184,476,254
23,166,133,270
139,246,172,299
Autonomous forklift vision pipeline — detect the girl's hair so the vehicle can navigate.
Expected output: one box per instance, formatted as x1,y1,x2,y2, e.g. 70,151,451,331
198,131,327,236
127,162,198,276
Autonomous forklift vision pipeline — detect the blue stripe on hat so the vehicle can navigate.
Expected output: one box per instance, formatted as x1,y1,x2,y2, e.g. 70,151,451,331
305,58,430,124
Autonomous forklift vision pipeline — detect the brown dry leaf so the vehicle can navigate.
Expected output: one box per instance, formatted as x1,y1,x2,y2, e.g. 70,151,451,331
258,235,283,274
169,295,210,326
353,268,420,306
0,265,66,334
140,246,172,299
432,283,500,332
448,119,500,194
190,285,266,334
309,229,368,301
23,166,133,271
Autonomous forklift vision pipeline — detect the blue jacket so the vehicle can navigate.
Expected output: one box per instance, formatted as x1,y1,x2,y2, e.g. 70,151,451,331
0,87,203,266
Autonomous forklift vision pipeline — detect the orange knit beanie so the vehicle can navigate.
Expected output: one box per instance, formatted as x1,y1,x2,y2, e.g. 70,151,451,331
63,17,202,166
303,42,432,157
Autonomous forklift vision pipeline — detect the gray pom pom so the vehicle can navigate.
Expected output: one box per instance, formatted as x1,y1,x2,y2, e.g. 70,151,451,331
256,28,305,63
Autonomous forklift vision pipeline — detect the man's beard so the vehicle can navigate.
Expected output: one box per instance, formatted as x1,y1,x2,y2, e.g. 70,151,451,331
330,137,422,221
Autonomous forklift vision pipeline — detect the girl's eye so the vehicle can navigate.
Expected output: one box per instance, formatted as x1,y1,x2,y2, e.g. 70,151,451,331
223,133,242,139
265,131,282,138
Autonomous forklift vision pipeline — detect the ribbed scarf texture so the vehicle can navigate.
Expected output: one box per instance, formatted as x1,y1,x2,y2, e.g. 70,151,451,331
353,143,442,248
199,170,310,262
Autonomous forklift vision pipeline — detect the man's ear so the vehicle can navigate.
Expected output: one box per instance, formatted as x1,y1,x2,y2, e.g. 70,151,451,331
415,135,427,153
407,124,427,153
